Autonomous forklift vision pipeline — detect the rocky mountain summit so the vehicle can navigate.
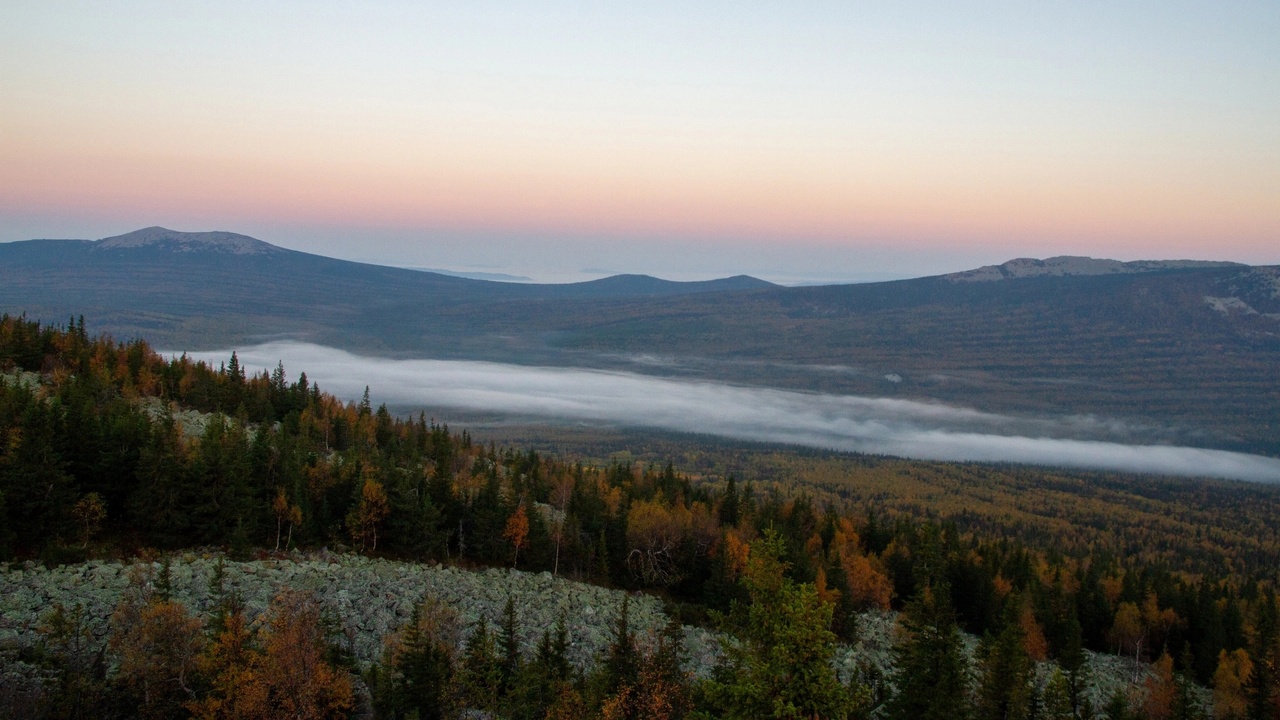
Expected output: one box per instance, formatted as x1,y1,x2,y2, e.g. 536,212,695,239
93,226,283,255
946,255,1242,282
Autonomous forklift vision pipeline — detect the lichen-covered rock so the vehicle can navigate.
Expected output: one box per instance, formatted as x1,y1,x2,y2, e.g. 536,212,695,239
0,553,710,672
0,554,1205,712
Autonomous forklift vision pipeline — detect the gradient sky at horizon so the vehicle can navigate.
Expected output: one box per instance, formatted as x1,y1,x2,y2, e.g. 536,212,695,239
2,2,1277,283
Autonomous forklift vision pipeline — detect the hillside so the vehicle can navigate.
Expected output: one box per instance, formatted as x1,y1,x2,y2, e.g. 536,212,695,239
1,315,1272,718
0,553,1158,715
0,227,773,349
1,227,1278,454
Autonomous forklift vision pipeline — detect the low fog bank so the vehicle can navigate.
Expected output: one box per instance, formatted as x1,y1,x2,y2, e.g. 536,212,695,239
178,343,1280,483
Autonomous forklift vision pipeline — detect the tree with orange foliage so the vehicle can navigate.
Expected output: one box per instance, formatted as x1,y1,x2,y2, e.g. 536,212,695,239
1110,601,1146,661
1143,652,1177,720
348,476,389,552
249,590,353,720
272,488,286,550
1016,598,1049,663
1140,592,1179,658
187,609,257,720
110,596,206,719
503,503,530,567
188,591,353,720
827,518,892,611
546,683,589,720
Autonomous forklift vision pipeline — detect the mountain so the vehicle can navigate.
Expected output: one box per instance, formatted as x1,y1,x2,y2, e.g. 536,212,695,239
1,227,1277,454
0,227,773,345
94,226,284,255
946,255,1243,281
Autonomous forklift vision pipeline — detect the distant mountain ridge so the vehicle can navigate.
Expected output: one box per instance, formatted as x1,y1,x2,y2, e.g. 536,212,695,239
946,255,1243,282
3,227,773,298
94,226,283,255
1,227,1277,455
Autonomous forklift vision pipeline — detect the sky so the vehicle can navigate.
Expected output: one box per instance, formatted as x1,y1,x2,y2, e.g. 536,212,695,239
2,2,1278,283
186,342,1280,482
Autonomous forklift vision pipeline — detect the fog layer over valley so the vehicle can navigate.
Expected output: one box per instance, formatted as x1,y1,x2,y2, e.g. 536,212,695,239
182,342,1280,483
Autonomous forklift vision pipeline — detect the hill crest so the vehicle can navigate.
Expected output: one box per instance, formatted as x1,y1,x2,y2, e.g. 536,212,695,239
94,226,283,255
946,255,1242,282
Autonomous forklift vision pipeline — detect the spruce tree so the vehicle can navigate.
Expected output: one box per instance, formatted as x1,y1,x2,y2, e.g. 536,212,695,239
511,616,573,720
885,583,973,720
976,614,1033,720
388,597,459,720
460,616,502,715
599,594,639,699
499,595,522,697
706,530,859,720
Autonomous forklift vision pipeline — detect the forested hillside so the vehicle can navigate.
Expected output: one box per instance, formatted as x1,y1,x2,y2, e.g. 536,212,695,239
2,314,1279,719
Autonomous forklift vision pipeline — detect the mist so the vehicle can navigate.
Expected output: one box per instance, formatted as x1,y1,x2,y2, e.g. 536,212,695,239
180,342,1280,483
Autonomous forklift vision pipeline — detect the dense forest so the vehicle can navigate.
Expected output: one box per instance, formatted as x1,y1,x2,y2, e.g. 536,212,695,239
2,314,1279,719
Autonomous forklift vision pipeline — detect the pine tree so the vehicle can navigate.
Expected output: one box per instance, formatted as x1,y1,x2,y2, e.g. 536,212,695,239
510,616,573,720
1246,591,1278,720
1058,607,1091,719
719,474,740,527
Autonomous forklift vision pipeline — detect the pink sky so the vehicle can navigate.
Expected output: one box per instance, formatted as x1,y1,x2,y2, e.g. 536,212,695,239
2,3,1277,282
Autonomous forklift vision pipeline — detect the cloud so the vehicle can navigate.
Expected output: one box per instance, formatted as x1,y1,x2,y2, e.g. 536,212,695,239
178,342,1280,483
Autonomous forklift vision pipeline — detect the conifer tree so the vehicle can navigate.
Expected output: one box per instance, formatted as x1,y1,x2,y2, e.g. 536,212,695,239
706,530,859,720
597,594,640,702
459,616,502,715
885,582,973,720
1246,591,1278,720
1041,668,1074,720
499,595,522,697
375,595,460,720
511,616,573,720
976,612,1033,720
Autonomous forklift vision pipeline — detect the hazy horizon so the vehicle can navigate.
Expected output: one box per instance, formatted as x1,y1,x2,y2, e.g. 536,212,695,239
0,223,1266,286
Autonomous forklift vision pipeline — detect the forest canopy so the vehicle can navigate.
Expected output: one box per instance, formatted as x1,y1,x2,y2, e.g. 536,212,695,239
2,314,1279,719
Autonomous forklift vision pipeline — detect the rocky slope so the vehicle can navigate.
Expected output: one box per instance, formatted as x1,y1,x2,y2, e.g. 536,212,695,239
0,552,717,672
0,553,1181,713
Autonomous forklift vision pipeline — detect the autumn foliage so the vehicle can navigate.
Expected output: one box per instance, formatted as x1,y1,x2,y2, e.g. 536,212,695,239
187,591,353,720
5,314,1280,718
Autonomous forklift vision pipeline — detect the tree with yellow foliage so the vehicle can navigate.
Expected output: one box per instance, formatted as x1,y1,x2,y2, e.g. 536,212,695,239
189,591,353,720
1213,648,1252,720
110,593,206,719
504,503,530,568
348,475,389,552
